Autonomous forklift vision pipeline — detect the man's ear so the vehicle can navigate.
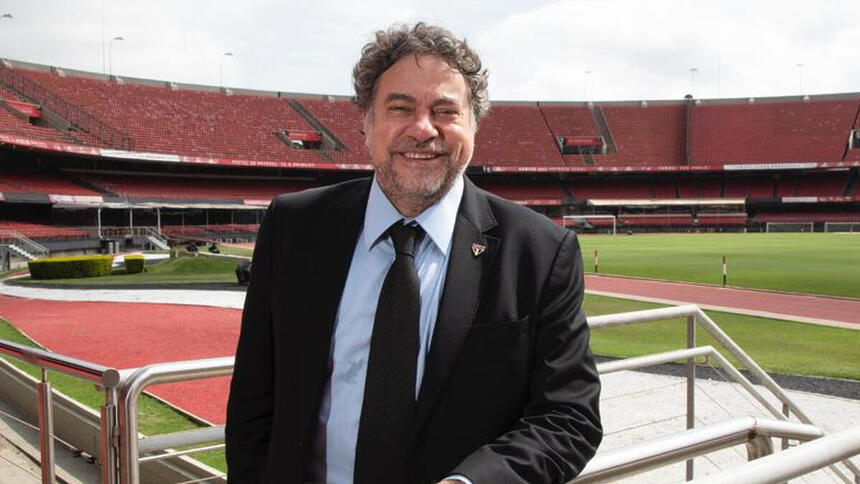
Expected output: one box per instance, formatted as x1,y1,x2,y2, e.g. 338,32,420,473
360,109,372,147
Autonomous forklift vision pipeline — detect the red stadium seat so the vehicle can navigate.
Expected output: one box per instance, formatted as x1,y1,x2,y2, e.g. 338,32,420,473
690,99,858,165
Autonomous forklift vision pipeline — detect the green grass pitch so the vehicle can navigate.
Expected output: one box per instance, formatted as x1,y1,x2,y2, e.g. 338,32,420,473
577,233,860,298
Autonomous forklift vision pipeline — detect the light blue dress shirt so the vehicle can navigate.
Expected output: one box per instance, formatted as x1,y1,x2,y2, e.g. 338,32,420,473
312,175,465,484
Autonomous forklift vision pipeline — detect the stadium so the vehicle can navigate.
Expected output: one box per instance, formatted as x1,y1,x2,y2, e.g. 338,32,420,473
0,13,859,484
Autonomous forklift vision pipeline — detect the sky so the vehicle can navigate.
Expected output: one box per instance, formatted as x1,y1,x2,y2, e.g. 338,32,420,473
0,0,857,102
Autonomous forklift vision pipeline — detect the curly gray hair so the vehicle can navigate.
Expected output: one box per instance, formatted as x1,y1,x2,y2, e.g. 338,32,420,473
352,22,490,121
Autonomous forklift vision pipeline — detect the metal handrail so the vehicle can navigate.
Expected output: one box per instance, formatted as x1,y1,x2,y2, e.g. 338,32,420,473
0,337,121,483
0,338,119,387
117,357,234,484
590,305,818,425
598,345,786,421
588,304,860,482
0,229,49,258
690,425,860,484
138,426,225,455
572,417,823,483
1,303,855,483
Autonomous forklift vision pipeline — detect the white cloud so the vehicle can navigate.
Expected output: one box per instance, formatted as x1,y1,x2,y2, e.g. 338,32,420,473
477,0,860,100
0,0,857,101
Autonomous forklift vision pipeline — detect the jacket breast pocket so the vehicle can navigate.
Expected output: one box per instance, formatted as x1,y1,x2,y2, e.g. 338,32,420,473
445,315,532,417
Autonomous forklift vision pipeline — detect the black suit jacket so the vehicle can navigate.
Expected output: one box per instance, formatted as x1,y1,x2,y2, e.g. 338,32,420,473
226,177,602,484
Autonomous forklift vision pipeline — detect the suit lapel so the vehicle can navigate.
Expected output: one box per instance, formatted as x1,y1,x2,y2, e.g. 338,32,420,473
416,179,498,427
298,180,370,431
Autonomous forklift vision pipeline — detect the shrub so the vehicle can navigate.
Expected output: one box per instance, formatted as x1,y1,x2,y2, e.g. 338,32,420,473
124,254,145,274
28,255,114,280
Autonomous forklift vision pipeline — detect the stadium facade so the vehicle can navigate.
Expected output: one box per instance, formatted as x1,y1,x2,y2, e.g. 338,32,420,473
1,58,859,263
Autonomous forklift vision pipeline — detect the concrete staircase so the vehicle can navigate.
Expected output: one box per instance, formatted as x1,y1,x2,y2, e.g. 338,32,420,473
0,231,48,261
7,244,36,260
591,106,618,155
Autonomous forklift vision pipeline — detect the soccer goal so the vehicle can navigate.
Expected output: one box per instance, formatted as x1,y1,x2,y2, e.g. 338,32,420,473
824,222,860,232
765,221,814,233
563,214,617,235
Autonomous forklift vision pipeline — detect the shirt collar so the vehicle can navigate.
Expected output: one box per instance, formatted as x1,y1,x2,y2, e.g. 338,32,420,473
362,175,464,256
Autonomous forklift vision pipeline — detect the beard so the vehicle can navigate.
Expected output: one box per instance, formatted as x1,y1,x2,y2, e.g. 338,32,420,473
374,139,466,210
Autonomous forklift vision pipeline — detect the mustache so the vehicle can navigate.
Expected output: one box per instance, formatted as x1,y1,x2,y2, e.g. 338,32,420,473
390,139,450,153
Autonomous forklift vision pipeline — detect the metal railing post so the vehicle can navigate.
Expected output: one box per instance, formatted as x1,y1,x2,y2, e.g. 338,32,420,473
117,378,140,484
0,338,122,482
746,434,774,460
686,314,696,481
101,388,119,484
118,357,234,484
37,369,56,483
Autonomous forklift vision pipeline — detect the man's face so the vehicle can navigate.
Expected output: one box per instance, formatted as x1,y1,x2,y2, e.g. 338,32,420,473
363,54,475,211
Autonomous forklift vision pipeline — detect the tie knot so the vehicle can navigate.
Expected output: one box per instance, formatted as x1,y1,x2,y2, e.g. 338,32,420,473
388,222,423,257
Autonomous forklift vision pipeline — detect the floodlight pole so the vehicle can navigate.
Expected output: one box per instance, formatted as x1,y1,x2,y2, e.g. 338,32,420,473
689,67,699,95
583,70,592,101
1,12,12,47
1,13,12,60
220,52,233,88
795,63,805,95
109,36,124,77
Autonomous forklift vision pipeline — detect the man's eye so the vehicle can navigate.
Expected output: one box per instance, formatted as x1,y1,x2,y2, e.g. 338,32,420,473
388,105,411,112
435,109,459,118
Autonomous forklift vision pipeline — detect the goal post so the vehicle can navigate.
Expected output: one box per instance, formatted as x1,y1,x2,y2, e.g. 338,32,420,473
563,214,617,235
765,221,814,233
824,222,860,233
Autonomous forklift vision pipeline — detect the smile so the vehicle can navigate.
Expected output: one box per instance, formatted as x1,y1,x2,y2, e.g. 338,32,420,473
398,152,444,160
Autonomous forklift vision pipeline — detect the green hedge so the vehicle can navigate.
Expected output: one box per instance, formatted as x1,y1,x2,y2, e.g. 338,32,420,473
124,254,145,274
28,255,114,280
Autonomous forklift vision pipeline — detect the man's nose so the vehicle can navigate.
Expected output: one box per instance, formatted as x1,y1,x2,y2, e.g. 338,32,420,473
404,112,439,142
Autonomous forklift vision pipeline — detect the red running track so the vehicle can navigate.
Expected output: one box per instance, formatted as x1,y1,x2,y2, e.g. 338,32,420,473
585,275,860,327
0,295,240,424
1,276,856,427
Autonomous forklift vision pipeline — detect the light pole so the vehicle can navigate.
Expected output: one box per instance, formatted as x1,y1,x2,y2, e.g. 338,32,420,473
583,70,592,101
220,52,233,88
1,13,12,59
795,63,805,95
689,67,699,95
108,36,124,77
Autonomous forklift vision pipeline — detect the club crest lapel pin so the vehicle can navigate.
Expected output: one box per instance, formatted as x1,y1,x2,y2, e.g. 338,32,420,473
471,243,486,257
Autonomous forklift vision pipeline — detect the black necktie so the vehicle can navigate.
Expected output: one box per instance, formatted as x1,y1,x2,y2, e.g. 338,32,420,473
354,221,423,484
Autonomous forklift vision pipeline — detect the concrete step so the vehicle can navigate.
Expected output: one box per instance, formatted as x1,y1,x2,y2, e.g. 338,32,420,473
0,434,41,483
8,245,36,261
146,235,170,251
0,393,100,484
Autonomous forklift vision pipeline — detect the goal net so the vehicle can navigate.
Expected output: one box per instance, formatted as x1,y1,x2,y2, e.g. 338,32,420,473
824,222,860,233
563,215,617,235
765,222,814,233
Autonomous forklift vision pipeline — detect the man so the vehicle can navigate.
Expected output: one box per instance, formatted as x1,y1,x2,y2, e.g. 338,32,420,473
226,22,602,484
